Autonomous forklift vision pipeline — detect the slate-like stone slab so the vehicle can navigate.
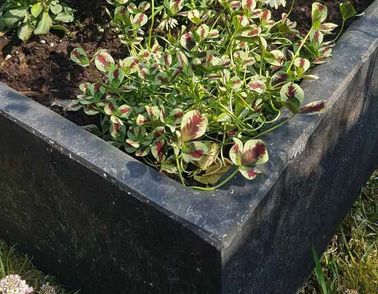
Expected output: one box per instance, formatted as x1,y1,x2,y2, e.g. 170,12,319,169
0,2,377,293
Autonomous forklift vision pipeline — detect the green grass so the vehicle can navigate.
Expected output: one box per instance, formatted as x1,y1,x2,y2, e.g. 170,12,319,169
0,241,78,293
299,172,378,294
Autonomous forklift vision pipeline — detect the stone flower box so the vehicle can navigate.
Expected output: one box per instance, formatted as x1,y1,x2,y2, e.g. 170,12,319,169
0,2,377,293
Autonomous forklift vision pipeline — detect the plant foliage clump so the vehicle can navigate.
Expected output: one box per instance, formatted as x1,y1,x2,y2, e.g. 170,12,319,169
70,0,352,190
0,0,74,41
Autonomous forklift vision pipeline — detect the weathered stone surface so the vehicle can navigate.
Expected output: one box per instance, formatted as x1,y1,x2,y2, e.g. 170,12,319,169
0,2,377,293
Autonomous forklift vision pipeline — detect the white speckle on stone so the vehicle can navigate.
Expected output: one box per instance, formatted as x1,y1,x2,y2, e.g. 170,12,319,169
40,39,46,44
103,173,107,178
50,42,55,47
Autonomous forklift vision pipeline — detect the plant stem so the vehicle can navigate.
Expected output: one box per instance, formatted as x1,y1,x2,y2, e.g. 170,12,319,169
175,155,186,186
333,20,345,42
287,28,313,73
148,0,155,50
189,168,239,191
252,114,295,139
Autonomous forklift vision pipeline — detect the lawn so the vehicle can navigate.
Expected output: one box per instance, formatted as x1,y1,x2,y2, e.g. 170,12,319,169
300,172,378,293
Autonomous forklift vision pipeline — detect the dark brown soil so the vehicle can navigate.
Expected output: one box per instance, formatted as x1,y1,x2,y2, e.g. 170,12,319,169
0,0,374,122
288,0,374,31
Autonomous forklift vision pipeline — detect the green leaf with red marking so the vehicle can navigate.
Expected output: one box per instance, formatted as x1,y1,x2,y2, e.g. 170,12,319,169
182,141,208,163
299,100,327,114
242,139,269,166
95,50,115,72
70,48,89,67
229,138,243,166
280,82,305,113
312,2,328,29
242,0,256,13
131,13,148,28
180,110,208,142
239,166,260,180
108,67,125,88
180,32,196,51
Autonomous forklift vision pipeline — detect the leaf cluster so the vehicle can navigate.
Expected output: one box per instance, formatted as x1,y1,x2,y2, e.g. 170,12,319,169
70,0,354,189
0,0,74,41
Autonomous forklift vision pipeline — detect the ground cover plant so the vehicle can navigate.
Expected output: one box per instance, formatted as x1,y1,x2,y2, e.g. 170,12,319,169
299,172,378,294
69,0,357,189
0,240,79,293
0,0,370,190
0,0,74,41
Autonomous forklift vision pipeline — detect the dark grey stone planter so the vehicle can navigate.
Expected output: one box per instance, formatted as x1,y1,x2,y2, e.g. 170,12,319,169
0,2,377,293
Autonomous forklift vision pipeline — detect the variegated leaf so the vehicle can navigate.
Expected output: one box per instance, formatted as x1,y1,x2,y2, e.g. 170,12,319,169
239,166,260,180
127,3,138,13
299,100,326,114
132,13,148,28
120,56,140,74
177,50,189,68
180,110,208,142
197,143,220,170
320,22,338,33
242,0,256,12
310,30,324,47
280,82,304,103
194,160,232,185
169,0,184,14
118,104,131,118
180,32,196,51
151,140,165,162
155,72,169,85
196,24,209,41
311,2,328,28
95,50,115,72
110,117,126,138
136,114,148,125
271,72,289,86
208,29,220,39
135,147,150,157
265,50,285,66
108,68,125,88
182,141,208,163
294,57,311,74
188,10,201,24
242,139,268,166
70,48,89,67
126,139,140,148
248,79,266,94
229,137,243,166
104,100,117,116
139,1,151,12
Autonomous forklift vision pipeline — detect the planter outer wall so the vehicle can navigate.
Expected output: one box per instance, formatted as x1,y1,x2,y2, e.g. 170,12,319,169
0,2,378,294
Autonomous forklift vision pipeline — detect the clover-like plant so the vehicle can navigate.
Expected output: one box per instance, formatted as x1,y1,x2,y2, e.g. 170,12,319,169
0,0,74,41
70,0,355,190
